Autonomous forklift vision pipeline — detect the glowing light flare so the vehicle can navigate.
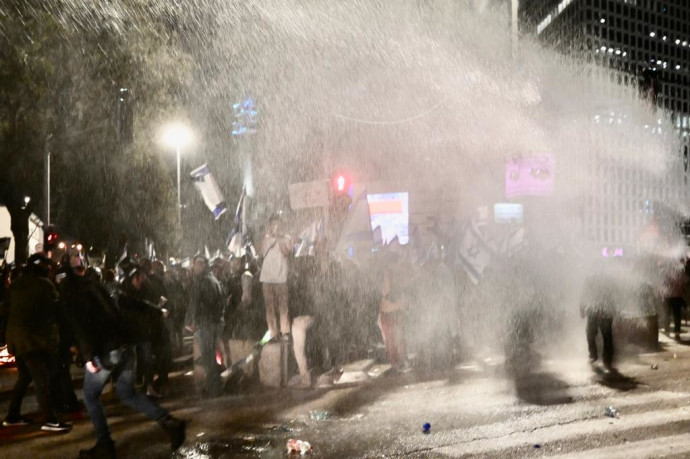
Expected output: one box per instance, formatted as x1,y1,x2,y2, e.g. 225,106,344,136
161,123,193,149
0,345,15,366
332,173,351,194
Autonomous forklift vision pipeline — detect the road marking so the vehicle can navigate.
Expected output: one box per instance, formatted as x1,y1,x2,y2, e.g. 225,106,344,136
549,433,690,458
428,406,690,457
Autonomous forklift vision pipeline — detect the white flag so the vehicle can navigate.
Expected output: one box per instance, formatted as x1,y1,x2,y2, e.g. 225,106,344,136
227,189,249,257
335,191,373,259
190,164,227,220
457,220,495,285
499,227,526,258
294,219,323,258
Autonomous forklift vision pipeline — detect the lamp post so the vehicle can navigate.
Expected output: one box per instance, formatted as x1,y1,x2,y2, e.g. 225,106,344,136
162,123,193,225
511,0,519,58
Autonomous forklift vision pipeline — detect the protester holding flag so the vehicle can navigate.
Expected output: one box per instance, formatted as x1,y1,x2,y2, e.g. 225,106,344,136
259,213,292,341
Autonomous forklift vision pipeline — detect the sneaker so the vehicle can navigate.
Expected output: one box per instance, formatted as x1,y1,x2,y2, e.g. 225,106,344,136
159,415,186,451
146,384,163,399
2,416,31,427
399,361,412,373
41,421,72,432
79,439,116,459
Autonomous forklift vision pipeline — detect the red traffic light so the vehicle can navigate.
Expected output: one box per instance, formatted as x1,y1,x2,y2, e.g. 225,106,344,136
336,175,346,192
333,173,350,194
44,225,59,252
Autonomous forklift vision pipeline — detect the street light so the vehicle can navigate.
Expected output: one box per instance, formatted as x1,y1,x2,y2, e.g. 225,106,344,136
161,123,193,224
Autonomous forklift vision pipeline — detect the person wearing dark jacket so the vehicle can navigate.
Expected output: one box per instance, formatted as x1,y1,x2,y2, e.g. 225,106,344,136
71,260,185,459
189,254,224,397
122,261,170,398
53,254,85,414
145,260,173,393
580,272,619,371
2,254,71,432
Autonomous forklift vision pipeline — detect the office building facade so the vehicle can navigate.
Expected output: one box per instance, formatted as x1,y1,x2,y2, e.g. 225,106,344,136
520,0,690,249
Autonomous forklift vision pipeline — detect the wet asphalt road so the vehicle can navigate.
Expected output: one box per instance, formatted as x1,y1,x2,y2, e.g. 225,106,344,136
3,334,690,458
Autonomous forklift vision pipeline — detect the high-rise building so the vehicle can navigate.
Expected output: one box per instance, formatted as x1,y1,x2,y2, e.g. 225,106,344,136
519,0,690,249
521,0,690,133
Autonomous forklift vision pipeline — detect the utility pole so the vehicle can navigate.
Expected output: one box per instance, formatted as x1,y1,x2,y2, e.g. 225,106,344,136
44,133,52,226
511,0,519,58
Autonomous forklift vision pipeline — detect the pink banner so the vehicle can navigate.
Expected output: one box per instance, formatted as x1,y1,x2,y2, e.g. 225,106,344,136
505,154,555,198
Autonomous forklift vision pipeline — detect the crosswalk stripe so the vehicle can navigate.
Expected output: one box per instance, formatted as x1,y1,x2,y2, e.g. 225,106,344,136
549,433,690,458
427,406,690,457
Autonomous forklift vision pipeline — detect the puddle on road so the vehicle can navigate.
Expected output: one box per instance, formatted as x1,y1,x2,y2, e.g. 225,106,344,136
175,436,284,458
174,424,315,458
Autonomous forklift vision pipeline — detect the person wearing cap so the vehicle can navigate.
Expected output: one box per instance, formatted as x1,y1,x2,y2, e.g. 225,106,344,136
259,212,293,341
189,254,225,397
2,254,71,432
70,258,185,458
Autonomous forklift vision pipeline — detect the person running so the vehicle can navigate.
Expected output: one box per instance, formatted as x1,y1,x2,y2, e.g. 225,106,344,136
70,259,185,458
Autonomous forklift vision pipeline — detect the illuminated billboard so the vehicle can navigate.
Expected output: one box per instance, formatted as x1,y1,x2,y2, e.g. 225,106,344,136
505,154,555,198
367,192,409,244
494,203,524,223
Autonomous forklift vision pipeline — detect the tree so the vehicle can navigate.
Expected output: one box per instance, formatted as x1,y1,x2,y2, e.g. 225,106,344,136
0,5,63,263
0,2,192,264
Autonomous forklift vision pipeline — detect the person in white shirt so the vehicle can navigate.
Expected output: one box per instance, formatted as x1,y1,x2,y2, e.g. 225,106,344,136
259,213,292,341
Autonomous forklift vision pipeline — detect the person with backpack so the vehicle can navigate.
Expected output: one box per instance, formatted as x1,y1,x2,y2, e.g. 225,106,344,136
69,259,185,459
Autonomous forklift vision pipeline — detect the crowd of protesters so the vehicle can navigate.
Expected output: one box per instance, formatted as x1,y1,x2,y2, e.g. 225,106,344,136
2,211,690,458
0,251,186,458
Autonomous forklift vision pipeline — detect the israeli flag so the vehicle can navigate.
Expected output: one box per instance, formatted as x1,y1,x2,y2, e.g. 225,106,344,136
190,164,227,220
457,219,496,285
227,188,249,257
294,219,323,258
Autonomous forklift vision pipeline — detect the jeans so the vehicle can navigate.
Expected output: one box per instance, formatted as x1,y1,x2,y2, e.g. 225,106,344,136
7,351,58,423
83,347,167,444
136,342,154,386
586,312,614,366
197,326,222,396
51,345,78,411
664,297,685,334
